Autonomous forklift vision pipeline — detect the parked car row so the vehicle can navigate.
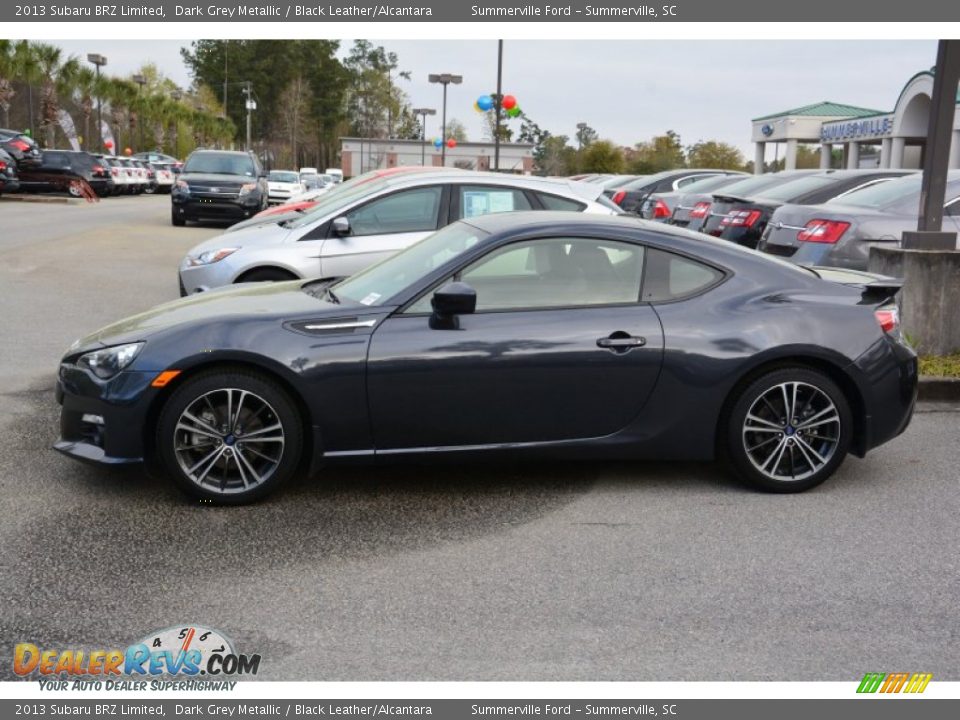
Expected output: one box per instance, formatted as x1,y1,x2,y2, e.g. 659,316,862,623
641,168,960,270
0,129,183,199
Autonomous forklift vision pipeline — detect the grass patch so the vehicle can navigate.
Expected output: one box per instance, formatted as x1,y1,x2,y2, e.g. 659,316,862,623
919,354,960,378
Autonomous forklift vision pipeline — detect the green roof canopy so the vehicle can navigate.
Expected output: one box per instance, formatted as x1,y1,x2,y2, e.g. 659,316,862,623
753,101,885,122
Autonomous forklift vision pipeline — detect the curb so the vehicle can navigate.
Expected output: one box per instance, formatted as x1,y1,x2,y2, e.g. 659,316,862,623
918,376,960,402
0,194,85,206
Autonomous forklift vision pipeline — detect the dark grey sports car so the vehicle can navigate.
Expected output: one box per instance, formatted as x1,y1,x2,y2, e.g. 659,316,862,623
55,212,917,503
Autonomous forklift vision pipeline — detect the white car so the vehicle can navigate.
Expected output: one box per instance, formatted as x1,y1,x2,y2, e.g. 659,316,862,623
267,170,305,204
178,169,622,295
150,163,176,193
325,168,343,184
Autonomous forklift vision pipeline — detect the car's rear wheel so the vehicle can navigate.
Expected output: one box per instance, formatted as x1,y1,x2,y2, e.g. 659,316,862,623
724,368,851,493
157,369,304,504
171,209,186,226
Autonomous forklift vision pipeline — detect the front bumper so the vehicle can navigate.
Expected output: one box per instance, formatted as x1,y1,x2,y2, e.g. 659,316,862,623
172,193,262,221
54,365,160,466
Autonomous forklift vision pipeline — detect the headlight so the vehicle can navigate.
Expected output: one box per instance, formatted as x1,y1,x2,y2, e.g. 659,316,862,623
239,182,257,196
187,247,241,266
77,342,144,380
175,179,190,192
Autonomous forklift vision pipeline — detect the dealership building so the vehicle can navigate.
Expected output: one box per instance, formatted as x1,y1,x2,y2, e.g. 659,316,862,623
340,137,535,177
751,70,960,173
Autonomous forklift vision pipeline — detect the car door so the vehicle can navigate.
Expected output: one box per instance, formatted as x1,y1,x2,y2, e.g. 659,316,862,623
366,235,665,450
319,184,448,278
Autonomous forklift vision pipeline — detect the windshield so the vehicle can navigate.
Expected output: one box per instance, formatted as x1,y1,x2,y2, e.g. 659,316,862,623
283,170,395,229
825,174,931,211
333,223,489,306
269,171,300,183
183,153,255,176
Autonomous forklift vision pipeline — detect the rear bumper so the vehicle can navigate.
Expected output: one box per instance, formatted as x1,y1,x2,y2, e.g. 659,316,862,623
852,335,918,455
0,176,19,193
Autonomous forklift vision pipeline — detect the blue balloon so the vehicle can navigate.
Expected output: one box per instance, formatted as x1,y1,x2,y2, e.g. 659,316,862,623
433,138,443,149
477,95,494,112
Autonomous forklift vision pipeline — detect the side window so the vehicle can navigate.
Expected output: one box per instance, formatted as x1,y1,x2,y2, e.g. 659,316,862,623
642,248,723,302
45,152,67,168
346,186,443,237
458,185,532,219
943,200,960,217
536,193,586,211
410,237,644,313
676,174,717,189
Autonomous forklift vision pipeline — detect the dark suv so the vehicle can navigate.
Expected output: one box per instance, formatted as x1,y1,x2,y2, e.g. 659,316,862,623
16,150,113,197
0,128,43,169
171,150,268,226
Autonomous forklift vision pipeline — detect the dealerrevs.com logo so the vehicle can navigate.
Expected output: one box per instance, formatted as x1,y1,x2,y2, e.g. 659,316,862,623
857,672,933,694
14,625,261,690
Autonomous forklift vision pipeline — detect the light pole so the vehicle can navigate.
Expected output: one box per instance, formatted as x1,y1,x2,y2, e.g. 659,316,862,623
132,73,146,151
87,54,107,149
171,89,182,158
241,81,255,152
412,107,436,166
428,73,462,166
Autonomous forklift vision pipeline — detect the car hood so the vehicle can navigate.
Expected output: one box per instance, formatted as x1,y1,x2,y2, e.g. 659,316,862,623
188,221,295,255
75,281,338,348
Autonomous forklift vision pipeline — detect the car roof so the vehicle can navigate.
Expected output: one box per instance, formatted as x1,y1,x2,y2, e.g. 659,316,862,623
380,170,606,202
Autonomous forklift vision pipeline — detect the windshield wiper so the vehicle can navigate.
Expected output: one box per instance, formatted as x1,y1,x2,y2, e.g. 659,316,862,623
325,287,340,304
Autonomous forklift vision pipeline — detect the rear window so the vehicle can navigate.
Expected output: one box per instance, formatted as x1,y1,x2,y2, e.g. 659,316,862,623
753,175,838,202
269,171,300,183
641,248,724,302
537,193,586,211
825,174,934,212
713,174,797,199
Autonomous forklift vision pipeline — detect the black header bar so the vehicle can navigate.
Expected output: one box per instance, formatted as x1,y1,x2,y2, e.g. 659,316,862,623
4,0,959,23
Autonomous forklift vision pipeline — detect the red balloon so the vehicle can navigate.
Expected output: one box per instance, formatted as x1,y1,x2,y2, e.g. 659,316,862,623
104,140,114,149
502,95,517,111
446,138,457,149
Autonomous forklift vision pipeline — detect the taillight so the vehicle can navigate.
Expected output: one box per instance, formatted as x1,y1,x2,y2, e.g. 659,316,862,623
93,164,105,174
652,199,671,219
111,168,119,176
797,219,850,244
11,139,30,152
875,307,899,335
0,160,6,171
720,210,762,228
689,202,711,219
611,190,626,206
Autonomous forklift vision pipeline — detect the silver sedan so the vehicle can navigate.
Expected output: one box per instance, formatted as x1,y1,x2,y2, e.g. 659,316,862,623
178,170,620,295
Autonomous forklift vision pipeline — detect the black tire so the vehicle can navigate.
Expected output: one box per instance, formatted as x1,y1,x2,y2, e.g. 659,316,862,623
237,267,298,283
723,367,852,493
156,369,304,504
171,209,186,226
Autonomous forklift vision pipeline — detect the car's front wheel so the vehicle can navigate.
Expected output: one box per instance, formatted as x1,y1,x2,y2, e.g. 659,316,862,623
724,367,852,493
157,369,304,503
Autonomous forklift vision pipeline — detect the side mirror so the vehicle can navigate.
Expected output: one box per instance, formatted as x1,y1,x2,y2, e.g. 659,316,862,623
332,216,351,236
432,281,477,317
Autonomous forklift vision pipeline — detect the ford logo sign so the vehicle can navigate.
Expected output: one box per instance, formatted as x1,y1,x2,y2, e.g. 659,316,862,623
761,124,774,137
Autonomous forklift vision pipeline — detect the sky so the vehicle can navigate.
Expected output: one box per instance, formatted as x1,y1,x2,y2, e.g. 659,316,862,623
50,39,939,158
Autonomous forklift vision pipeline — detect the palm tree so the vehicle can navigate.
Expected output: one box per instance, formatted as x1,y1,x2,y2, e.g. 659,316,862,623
0,40,16,128
13,41,42,136
31,43,80,147
104,77,136,153
73,65,103,150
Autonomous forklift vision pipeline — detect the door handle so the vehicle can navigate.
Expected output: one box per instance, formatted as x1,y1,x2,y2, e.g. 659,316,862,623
597,333,646,351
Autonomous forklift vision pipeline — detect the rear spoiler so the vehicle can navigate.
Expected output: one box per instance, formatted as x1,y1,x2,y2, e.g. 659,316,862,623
711,193,753,204
859,278,903,305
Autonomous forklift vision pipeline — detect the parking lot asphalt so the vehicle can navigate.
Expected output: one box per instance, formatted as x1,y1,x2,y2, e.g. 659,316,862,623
1,195,959,681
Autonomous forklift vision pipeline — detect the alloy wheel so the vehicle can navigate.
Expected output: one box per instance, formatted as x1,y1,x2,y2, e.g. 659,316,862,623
173,388,285,495
741,381,841,482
